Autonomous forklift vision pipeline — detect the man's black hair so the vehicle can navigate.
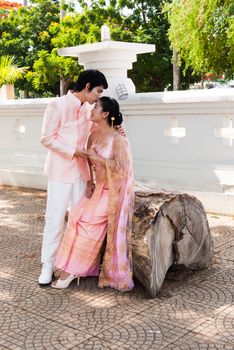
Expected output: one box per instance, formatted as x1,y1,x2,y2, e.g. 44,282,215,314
74,69,108,92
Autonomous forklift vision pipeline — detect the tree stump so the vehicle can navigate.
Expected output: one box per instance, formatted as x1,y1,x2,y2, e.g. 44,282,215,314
132,186,213,297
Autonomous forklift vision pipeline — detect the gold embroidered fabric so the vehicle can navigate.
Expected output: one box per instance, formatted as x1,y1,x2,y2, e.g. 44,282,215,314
98,134,134,291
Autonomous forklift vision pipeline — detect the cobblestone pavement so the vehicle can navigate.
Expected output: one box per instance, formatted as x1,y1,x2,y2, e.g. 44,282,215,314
0,186,233,350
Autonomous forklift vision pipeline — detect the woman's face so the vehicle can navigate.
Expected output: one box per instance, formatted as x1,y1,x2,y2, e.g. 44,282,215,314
90,101,106,122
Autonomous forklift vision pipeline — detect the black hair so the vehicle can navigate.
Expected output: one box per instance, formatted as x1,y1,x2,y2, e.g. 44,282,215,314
74,69,108,92
99,96,123,126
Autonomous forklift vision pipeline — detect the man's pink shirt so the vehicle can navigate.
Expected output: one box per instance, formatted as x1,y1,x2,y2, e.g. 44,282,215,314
41,91,92,184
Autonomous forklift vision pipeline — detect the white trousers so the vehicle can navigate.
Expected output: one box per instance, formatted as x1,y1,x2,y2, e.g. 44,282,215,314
41,176,86,265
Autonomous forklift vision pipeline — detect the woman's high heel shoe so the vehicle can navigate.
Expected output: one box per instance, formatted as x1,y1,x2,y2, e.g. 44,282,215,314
51,274,80,289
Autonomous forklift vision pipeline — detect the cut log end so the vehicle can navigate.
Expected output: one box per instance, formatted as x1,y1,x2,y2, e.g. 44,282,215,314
132,188,213,297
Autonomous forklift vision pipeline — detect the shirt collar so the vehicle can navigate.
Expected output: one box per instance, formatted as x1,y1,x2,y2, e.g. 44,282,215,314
67,90,82,108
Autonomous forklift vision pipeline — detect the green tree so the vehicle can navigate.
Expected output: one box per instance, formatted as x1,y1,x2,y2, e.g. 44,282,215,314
26,49,81,96
111,0,169,91
0,0,61,95
51,0,170,91
72,0,173,91
75,0,197,91
43,1,136,93
165,0,234,78
0,0,200,96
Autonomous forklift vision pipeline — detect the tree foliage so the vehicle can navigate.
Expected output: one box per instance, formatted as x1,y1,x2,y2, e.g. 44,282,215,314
165,0,234,78
0,0,71,95
27,49,81,96
72,0,174,91
0,0,199,96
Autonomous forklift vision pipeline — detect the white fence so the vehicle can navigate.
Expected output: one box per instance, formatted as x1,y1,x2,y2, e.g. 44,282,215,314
1,88,234,214
0,98,49,190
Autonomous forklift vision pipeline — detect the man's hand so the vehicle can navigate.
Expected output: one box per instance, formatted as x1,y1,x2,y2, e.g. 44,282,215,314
115,125,126,137
86,180,95,198
87,148,105,166
87,148,98,162
74,149,88,159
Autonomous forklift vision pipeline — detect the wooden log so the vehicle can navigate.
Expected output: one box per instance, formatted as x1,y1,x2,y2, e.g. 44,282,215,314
132,185,213,297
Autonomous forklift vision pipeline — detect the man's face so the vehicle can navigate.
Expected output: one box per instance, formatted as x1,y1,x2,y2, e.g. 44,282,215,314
86,86,104,104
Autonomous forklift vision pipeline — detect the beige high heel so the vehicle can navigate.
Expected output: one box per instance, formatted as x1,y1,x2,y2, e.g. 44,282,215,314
51,274,80,289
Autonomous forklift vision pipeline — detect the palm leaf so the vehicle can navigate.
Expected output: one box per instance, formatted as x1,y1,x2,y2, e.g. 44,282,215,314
0,55,27,87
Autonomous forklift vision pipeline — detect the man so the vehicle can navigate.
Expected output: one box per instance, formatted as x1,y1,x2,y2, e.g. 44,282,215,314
39,69,108,286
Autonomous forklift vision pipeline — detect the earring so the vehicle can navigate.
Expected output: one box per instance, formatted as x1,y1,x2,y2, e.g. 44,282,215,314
111,117,115,128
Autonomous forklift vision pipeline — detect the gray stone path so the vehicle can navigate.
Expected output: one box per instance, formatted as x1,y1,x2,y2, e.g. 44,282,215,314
0,186,233,350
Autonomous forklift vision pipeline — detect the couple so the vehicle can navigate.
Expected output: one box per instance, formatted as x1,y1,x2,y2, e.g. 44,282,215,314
39,69,134,291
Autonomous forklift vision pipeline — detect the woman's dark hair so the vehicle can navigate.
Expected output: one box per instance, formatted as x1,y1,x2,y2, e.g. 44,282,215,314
99,96,123,126
74,70,108,92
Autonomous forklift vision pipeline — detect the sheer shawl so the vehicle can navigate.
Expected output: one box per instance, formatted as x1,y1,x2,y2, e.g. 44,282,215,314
98,134,134,291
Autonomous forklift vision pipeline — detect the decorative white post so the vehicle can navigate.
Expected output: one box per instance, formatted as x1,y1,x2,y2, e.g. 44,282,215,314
0,84,15,100
214,116,234,147
164,117,186,144
58,25,155,99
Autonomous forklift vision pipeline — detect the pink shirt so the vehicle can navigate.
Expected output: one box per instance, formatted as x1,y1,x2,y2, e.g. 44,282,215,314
41,91,92,183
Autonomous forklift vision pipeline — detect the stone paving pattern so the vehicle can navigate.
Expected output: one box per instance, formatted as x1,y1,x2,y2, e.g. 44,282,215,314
0,185,233,350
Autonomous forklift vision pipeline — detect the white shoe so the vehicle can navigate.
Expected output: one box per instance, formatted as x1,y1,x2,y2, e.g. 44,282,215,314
51,274,80,289
38,264,53,285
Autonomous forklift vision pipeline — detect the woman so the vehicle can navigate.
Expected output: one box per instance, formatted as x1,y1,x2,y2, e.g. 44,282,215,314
52,97,134,292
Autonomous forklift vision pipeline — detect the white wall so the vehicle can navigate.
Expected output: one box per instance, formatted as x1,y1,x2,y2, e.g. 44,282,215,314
0,98,49,190
121,89,234,193
0,89,234,214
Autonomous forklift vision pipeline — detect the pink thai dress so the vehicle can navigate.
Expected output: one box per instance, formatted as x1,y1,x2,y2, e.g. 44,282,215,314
54,133,134,291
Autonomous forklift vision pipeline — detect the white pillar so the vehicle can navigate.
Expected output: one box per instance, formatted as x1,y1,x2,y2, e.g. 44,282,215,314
0,84,15,100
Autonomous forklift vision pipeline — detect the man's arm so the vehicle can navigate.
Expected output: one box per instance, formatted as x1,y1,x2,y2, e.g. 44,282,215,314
115,125,126,137
85,133,96,198
73,149,89,159
41,101,76,160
